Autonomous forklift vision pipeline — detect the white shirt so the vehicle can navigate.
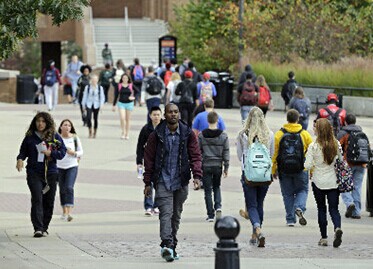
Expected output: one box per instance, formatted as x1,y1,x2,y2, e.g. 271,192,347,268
57,136,83,169
304,141,342,190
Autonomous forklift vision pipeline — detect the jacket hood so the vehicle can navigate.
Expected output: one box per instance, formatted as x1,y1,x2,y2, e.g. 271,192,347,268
282,123,303,133
202,129,223,138
245,64,253,72
341,124,362,132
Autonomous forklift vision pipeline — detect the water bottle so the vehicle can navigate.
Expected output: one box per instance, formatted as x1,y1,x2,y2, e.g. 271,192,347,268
137,167,143,179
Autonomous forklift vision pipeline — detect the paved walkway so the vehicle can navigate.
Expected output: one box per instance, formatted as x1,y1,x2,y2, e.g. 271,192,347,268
1,102,373,269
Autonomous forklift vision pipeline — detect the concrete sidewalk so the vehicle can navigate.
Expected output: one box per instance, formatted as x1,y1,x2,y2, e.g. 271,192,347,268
1,102,372,269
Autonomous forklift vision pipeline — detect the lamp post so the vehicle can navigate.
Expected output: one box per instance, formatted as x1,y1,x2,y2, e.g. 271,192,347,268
238,0,244,73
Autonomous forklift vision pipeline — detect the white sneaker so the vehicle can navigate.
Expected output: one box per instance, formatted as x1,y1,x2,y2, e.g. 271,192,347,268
215,208,222,219
145,208,153,216
60,215,67,221
153,208,160,214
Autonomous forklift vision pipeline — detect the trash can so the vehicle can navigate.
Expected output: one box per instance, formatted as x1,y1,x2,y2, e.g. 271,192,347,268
214,72,234,108
16,75,36,104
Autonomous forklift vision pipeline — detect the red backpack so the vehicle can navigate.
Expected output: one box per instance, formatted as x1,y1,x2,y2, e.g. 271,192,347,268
239,82,257,106
258,86,270,107
164,70,173,87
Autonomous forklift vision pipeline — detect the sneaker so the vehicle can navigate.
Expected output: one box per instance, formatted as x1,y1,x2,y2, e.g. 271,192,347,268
345,204,355,218
333,228,343,248
161,247,174,262
295,208,307,226
67,215,73,222
153,208,160,215
239,209,249,220
206,217,214,222
33,231,43,238
318,238,328,246
60,214,67,221
145,208,153,216
43,231,49,236
249,238,257,245
287,223,295,227
256,233,265,248
351,215,361,219
215,208,222,219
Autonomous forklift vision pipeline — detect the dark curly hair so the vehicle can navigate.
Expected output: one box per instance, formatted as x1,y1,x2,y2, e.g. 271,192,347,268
26,111,56,142
80,64,92,74
58,119,77,135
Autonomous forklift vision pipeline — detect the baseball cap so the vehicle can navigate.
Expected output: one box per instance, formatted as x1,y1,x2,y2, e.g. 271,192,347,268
327,93,338,103
203,72,210,80
184,70,193,78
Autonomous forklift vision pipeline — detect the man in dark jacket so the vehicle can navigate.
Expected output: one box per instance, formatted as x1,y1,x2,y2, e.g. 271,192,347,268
136,106,162,216
238,64,256,85
281,71,298,110
144,103,202,262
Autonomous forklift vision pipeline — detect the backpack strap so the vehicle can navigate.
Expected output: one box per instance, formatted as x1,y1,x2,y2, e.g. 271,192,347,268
73,135,78,151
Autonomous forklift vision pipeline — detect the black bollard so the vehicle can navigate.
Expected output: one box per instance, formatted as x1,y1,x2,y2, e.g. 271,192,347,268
214,216,241,269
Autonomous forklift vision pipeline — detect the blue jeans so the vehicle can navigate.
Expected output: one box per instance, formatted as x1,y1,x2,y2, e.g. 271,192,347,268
144,182,157,210
202,166,222,218
279,171,309,224
240,105,254,122
146,97,161,123
58,167,78,207
341,166,366,217
299,117,309,130
312,182,341,238
241,173,269,232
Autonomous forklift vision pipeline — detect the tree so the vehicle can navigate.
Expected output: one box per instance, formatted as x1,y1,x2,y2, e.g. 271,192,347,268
0,0,90,60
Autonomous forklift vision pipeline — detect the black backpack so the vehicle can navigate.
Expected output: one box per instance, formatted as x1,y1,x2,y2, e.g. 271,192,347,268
324,107,342,136
346,130,370,164
146,76,162,95
277,128,305,174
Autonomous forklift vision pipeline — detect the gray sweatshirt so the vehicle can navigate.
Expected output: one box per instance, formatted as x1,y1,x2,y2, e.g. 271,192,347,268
198,129,229,172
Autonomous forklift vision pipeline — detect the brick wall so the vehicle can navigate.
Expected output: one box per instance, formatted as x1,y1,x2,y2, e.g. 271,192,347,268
91,0,143,18
0,78,17,103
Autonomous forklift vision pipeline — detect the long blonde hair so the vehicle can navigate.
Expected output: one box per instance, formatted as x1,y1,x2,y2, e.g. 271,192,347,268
239,107,271,148
315,118,338,165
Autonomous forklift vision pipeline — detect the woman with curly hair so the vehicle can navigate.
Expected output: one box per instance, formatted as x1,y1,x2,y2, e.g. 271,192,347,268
236,107,274,247
57,119,83,222
304,118,343,247
16,112,66,237
77,65,92,126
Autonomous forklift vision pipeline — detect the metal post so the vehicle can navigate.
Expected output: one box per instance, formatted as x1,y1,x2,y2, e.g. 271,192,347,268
125,6,129,27
214,216,241,269
238,0,244,73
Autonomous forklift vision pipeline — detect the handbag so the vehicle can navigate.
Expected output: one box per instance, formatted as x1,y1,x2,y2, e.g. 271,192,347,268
334,156,354,193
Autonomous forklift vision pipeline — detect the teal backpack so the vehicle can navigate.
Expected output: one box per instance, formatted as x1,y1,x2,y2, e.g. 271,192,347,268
244,138,272,183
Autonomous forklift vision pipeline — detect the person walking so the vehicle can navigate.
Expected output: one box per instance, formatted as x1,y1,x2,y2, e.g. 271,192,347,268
237,73,258,123
289,87,311,130
238,64,257,85
175,70,198,127
16,112,66,237
255,75,273,117
99,63,113,103
272,109,313,226
112,73,135,140
65,55,83,103
57,119,83,222
112,60,126,101
140,66,165,123
337,114,370,219
143,103,202,262
82,75,105,138
236,107,274,247
131,58,146,106
304,118,343,247
194,72,217,117
101,43,113,66
198,111,229,222
192,98,226,135
166,72,182,105
136,106,162,216
41,60,62,111
281,71,298,111
77,65,92,126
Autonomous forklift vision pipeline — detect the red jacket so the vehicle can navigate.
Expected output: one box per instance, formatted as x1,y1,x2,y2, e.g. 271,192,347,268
317,104,346,126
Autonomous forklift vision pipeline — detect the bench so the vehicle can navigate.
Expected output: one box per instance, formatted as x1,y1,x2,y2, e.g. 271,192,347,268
303,87,335,112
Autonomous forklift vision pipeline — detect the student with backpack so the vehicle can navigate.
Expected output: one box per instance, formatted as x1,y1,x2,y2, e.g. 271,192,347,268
99,63,113,103
316,93,346,136
112,73,135,140
77,65,92,126
272,109,313,227
81,75,105,138
304,118,343,247
236,107,274,247
255,75,273,117
198,111,229,222
289,87,311,130
194,72,217,117
41,60,62,111
160,62,173,87
337,114,370,219
131,58,146,106
141,66,165,123
237,73,258,123
281,71,298,111
166,72,182,105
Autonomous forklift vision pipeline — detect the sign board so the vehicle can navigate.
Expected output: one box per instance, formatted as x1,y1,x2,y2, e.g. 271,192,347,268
159,35,177,66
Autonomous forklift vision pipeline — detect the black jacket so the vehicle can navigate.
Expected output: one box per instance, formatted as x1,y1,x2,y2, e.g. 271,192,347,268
136,123,155,165
175,80,198,104
281,79,298,105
